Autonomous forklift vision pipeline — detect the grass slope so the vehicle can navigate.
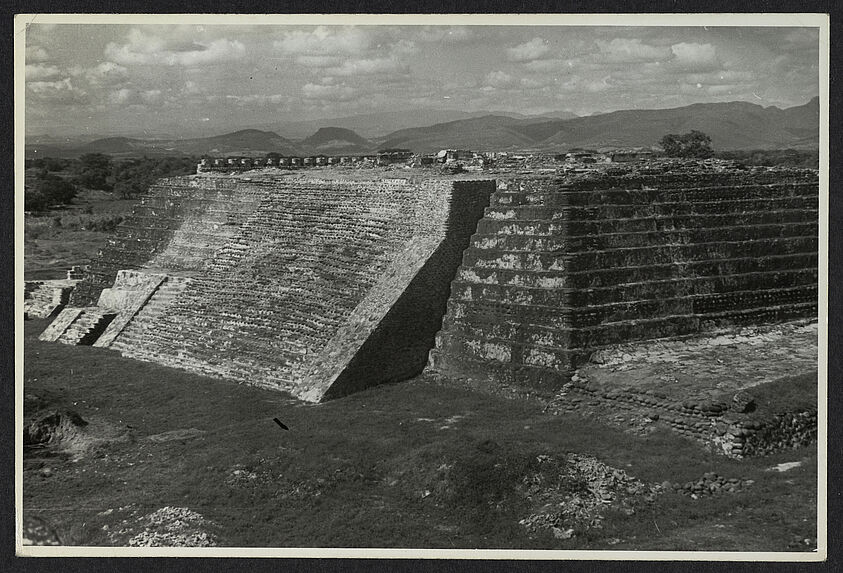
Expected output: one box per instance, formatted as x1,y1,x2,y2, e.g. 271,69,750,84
22,320,818,551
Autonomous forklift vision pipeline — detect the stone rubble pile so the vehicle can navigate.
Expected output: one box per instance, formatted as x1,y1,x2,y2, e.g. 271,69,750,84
518,453,659,537
122,506,217,547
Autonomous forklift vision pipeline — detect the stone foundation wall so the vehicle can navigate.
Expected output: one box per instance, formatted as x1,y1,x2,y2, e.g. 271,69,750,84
429,168,819,391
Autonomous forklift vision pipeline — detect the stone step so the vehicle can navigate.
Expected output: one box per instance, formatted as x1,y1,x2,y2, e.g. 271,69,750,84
568,236,818,272
454,267,568,289
39,307,84,341
489,181,817,206
461,248,567,272
56,308,116,346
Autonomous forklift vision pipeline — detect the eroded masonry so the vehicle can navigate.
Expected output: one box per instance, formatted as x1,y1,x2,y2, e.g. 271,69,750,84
36,163,818,405
39,172,494,402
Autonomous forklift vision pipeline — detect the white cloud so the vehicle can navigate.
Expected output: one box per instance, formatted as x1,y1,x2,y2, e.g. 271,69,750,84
105,29,246,66
507,38,550,62
485,70,517,89
26,45,50,63
295,55,344,68
301,82,358,101
25,64,62,81
274,26,373,56
84,61,130,86
524,59,568,72
27,78,87,104
325,57,409,76
227,93,294,106
782,29,818,48
669,42,719,72
183,80,202,95
683,69,755,85
141,89,163,104
521,77,554,89
597,38,671,63
109,88,135,105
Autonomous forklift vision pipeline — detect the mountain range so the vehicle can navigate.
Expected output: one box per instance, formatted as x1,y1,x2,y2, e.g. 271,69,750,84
25,98,818,160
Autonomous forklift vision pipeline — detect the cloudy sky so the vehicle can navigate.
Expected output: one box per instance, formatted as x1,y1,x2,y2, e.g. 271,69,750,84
24,24,820,138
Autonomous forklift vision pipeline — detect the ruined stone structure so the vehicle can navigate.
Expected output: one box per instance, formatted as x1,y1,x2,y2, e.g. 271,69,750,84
429,167,818,390
41,162,818,407
50,171,494,402
24,279,78,319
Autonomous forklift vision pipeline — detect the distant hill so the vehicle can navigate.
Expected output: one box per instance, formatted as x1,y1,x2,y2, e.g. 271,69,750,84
26,129,301,159
378,115,538,152
300,127,373,154
514,97,820,151
25,98,817,159
162,129,301,156
78,137,151,154
380,98,819,153
262,108,579,139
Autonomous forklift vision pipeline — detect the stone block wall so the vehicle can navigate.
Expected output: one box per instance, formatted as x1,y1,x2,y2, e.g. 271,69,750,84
429,168,819,391
97,174,494,401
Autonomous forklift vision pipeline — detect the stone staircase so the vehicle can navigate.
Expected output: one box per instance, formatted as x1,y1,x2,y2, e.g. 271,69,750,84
39,307,117,346
110,276,192,354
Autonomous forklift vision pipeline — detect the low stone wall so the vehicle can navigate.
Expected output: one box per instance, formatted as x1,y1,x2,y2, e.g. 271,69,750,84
552,369,816,458
715,411,818,457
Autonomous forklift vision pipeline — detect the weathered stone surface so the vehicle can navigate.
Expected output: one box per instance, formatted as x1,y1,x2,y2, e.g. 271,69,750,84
429,167,818,392
24,279,77,319
50,171,494,402
93,271,169,348
39,307,84,342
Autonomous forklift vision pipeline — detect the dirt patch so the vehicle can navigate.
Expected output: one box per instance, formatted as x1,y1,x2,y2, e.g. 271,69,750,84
24,409,131,460
584,321,817,403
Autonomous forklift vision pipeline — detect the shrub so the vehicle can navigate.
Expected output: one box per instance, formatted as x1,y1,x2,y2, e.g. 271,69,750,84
660,131,714,158
24,173,78,212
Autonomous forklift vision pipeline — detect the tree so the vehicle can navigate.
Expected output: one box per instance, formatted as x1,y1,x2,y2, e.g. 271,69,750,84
74,153,114,190
24,173,77,212
660,130,714,158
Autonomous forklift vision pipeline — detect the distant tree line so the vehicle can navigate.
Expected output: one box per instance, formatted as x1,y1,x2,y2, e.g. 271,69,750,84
714,149,818,169
658,130,816,168
25,153,198,212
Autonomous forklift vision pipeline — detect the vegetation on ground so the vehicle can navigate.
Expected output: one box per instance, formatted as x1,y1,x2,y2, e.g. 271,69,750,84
659,130,715,159
715,148,819,169
25,154,198,211
23,154,197,278
22,320,818,551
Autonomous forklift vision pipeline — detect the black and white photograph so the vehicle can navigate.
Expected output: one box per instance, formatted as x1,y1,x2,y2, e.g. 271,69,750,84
15,13,828,559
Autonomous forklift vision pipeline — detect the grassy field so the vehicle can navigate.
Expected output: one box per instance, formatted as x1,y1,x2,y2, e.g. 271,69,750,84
21,319,818,552
24,187,138,280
